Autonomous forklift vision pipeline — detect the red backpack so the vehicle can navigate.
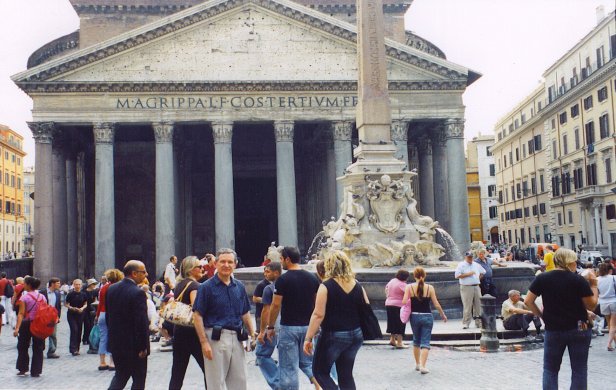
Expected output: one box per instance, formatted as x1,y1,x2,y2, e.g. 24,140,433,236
28,293,58,339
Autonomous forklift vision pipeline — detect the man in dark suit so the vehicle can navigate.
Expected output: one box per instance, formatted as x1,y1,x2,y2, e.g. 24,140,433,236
40,277,62,358
106,260,150,390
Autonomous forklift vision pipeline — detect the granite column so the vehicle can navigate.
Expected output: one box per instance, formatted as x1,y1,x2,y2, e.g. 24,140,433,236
28,122,54,283
93,123,116,278
418,137,435,218
213,122,235,250
52,135,68,282
154,122,177,277
332,121,353,212
66,152,78,281
445,119,471,253
432,126,450,230
275,121,298,247
593,203,603,246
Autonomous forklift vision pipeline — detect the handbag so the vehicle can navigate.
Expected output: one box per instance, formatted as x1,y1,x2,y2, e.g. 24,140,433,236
356,283,383,340
89,324,101,349
400,299,412,324
161,281,195,327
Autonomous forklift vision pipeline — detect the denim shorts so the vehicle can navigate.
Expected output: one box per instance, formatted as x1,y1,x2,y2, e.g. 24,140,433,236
410,313,434,349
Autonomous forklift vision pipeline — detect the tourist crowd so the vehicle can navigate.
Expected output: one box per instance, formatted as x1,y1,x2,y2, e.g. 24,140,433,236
0,242,613,390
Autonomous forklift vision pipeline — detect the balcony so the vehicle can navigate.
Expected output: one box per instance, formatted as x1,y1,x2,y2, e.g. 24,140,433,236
575,185,600,200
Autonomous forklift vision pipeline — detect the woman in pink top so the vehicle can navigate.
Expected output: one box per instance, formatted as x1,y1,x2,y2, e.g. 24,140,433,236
385,269,410,348
14,276,46,377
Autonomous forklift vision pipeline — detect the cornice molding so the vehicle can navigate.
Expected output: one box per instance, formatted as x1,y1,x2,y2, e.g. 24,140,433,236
16,80,468,93
14,0,469,86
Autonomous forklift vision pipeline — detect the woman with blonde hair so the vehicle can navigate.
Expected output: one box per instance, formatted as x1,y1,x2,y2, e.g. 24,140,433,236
525,248,598,389
304,250,368,389
95,268,124,370
169,256,206,390
402,267,447,374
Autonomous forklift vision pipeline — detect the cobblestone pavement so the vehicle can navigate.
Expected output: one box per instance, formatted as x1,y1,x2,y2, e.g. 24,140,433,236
1,313,615,389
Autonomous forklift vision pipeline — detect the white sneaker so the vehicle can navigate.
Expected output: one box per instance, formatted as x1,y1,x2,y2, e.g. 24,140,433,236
420,367,430,374
415,365,421,371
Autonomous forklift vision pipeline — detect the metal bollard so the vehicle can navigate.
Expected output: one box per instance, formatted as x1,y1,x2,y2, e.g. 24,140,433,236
473,294,502,352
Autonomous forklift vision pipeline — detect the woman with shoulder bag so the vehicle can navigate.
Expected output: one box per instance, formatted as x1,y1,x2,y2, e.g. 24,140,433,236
304,250,366,390
13,276,46,377
168,256,206,390
95,268,124,370
597,262,616,350
402,267,447,374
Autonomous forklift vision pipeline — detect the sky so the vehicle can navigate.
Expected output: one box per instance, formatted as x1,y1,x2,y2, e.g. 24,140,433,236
0,0,615,168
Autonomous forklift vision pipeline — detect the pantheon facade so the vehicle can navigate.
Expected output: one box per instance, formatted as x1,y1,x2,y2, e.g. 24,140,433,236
14,0,479,282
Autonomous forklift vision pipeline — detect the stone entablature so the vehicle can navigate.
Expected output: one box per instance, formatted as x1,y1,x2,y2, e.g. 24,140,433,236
27,31,80,69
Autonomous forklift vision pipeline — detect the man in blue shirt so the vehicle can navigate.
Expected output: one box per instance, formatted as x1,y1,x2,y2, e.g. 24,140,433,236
193,248,255,390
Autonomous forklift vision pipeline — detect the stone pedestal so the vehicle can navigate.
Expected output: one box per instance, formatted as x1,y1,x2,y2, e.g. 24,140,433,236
29,122,55,283
93,123,116,278
213,122,235,250
275,121,298,247
154,122,177,277
445,119,471,253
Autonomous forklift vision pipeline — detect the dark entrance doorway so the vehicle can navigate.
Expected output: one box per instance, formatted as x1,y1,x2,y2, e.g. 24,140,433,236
233,123,278,267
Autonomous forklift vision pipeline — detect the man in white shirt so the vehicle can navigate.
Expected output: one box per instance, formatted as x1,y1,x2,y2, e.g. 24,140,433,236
455,251,486,329
164,256,178,294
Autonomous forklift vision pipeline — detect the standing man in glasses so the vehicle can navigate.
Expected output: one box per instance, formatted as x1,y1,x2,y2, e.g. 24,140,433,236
106,260,150,390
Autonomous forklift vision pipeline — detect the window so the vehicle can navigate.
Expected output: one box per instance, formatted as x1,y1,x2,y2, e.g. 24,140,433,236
597,46,605,67
511,185,515,201
523,144,527,158
562,134,568,155
568,210,573,224
509,124,514,133
571,104,579,118
540,173,545,192
509,151,513,165
488,185,496,197
520,228,526,244
17,178,20,190
514,119,519,129
586,163,597,185
4,152,7,160
599,114,610,139
521,113,527,124
552,174,561,196
532,205,538,216
498,190,503,204
4,173,8,184
607,204,616,220
524,207,530,217
585,121,595,144
551,118,556,129
573,167,584,189
559,112,567,124
552,140,558,159
606,158,612,183
5,201,9,213
486,147,492,157
534,135,542,150
504,155,507,167
522,181,528,197
583,95,593,110
598,86,608,102
562,172,571,194
528,139,535,154
557,213,562,226
489,164,495,176
489,206,498,219
11,175,14,188
11,154,14,163
574,128,580,149
516,209,522,218
531,177,536,194
515,148,519,161
516,183,522,199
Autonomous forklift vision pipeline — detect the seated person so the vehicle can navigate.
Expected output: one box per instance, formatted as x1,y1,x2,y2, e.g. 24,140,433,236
501,289,543,340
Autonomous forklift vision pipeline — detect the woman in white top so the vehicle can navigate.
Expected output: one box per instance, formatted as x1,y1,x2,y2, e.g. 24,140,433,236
597,262,616,350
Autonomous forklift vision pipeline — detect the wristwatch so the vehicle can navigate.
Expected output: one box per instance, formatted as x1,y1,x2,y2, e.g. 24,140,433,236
266,326,275,330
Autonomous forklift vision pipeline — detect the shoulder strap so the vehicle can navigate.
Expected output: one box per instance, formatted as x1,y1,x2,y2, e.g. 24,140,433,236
175,281,194,302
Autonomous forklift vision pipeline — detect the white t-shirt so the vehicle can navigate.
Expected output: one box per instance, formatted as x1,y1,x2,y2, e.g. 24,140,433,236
597,275,616,305
164,262,177,289
454,261,486,285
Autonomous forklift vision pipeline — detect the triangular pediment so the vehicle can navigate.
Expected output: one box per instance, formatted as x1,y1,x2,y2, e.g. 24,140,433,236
13,0,478,91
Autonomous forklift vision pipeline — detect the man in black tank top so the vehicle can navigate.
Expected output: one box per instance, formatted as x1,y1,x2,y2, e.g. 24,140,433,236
266,246,320,390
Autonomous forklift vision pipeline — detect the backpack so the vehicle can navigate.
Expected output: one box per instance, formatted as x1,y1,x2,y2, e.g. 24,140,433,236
4,282,13,298
29,293,59,339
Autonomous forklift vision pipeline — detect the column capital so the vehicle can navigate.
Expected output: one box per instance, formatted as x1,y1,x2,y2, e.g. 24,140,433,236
274,121,295,142
332,121,353,141
28,122,55,144
153,122,174,143
93,122,116,144
445,118,465,139
431,125,447,147
212,122,233,144
391,120,409,142
417,137,432,155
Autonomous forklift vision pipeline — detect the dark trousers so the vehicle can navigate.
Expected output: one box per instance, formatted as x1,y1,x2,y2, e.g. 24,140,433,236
67,311,84,353
108,352,148,390
83,309,94,344
503,313,542,335
16,320,44,375
313,328,363,390
480,278,497,297
169,326,205,390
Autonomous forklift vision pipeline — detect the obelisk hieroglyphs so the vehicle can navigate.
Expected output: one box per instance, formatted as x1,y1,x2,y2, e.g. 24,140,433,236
356,0,392,147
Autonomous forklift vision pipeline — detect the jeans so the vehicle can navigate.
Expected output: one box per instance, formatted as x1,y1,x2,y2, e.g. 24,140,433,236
543,328,591,390
256,333,279,390
98,313,110,356
278,325,313,390
410,314,433,349
503,314,542,335
47,323,58,356
313,328,363,390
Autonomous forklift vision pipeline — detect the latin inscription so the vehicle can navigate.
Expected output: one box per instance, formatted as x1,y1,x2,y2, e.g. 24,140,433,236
116,95,358,110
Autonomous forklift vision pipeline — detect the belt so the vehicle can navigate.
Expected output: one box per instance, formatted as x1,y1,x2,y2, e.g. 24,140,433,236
461,284,479,286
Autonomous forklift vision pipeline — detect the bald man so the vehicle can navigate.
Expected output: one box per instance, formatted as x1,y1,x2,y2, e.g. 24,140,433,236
106,260,150,390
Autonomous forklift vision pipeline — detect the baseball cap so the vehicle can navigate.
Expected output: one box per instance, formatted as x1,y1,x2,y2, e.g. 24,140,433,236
465,251,473,257
86,278,98,286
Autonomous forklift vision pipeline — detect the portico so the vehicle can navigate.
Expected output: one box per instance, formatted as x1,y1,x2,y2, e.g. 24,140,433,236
15,0,478,281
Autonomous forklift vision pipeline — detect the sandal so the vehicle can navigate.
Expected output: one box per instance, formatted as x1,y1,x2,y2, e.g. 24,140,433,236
608,346,614,352
98,366,109,371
